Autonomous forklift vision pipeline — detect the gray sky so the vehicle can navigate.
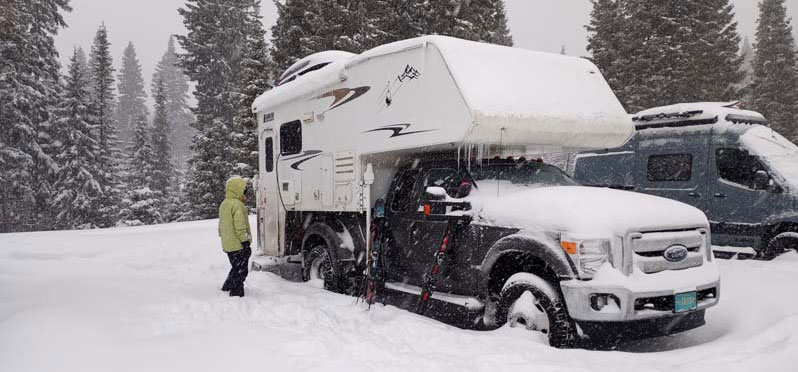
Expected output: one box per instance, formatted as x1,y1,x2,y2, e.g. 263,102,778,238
55,0,798,100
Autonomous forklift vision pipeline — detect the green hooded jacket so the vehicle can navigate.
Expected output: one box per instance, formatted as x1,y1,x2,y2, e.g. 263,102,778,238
218,177,251,253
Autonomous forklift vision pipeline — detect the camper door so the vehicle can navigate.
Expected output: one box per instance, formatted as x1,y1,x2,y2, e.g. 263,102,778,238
258,129,282,256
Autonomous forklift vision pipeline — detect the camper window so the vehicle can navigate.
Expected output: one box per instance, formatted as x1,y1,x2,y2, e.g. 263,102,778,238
391,170,421,212
280,120,302,155
647,153,692,182
264,137,274,172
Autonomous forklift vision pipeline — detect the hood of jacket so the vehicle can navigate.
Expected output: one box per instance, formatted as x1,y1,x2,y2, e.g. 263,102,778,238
225,177,248,200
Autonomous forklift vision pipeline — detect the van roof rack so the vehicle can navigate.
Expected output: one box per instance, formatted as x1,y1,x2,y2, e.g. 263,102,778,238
632,110,719,130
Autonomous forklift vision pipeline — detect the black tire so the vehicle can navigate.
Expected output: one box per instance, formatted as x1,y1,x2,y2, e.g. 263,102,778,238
762,233,798,260
495,273,576,348
303,244,347,293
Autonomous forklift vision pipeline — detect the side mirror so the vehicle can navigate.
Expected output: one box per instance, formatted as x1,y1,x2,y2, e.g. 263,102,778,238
754,170,770,190
425,186,448,201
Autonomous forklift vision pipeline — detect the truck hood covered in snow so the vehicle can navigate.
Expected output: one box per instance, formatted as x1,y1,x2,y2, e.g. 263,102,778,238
461,182,709,236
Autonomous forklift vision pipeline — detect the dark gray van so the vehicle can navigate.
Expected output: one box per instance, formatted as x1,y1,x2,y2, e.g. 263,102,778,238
574,103,798,259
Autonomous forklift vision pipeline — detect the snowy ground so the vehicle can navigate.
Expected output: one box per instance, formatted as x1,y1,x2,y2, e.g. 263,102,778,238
2,218,797,372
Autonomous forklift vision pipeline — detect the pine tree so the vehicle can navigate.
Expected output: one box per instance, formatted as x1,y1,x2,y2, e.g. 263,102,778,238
151,79,173,194
740,37,754,88
152,36,193,168
88,24,123,227
52,47,103,229
119,114,162,225
749,0,798,143
177,0,260,219
587,0,742,112
0,0,70,232
115,41,148,144
586,0,629,106
232,1,273,180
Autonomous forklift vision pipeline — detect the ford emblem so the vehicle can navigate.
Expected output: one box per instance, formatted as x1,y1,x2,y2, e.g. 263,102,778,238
663,245,689,262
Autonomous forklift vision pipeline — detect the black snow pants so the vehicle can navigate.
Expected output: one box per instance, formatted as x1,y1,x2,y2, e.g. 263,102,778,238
222,242,251,297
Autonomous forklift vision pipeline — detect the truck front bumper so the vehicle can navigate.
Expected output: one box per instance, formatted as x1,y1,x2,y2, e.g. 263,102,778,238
559,262,720,322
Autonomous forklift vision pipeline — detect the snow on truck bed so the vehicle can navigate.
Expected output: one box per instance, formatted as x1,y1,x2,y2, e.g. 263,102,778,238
2,219,798,372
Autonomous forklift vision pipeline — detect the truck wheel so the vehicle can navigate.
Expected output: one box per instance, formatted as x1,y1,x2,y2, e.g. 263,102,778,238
304,245,344,293
495,273,576,348
763,233,798,260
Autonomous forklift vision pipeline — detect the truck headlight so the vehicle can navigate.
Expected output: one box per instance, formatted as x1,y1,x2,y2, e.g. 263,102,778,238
561,236,611,279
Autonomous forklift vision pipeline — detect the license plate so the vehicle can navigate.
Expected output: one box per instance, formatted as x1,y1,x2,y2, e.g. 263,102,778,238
674,291,697,313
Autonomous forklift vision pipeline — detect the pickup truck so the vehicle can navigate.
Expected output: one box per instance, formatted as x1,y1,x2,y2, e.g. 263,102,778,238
332,157,721,347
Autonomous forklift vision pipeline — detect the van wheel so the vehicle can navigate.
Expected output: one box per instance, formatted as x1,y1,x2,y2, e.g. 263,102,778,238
304,245,344,293
763,233,798,260
495,273,576,348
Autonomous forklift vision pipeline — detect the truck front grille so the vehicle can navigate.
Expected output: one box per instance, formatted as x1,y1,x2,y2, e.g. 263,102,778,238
630,229,706,273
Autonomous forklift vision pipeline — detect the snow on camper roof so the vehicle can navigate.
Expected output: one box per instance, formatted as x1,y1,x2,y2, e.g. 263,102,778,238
426,36,632,149
253,36,633,151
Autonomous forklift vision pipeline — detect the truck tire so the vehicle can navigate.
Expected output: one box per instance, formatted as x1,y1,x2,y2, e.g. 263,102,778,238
495,273,576,348
763,232,798,260
303,245,347,293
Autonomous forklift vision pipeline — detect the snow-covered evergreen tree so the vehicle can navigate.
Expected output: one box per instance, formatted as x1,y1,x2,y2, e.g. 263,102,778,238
88,24,123,227
52,48,103,229
152,36,193,168
749,0,798,143
0,0,70,232
177,0,260,219
115,42,148,144
119,114,162,225
586,0,630,106
150,78,180,221
271,0,513,74
232,1,274,180
740,36,755,90
587,0,742,112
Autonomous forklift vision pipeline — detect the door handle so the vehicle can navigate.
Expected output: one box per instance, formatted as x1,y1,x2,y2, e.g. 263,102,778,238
688,192,701,198
714,193,727,198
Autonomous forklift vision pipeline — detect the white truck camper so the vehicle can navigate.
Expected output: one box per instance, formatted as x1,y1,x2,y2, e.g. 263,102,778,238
251,36,720,347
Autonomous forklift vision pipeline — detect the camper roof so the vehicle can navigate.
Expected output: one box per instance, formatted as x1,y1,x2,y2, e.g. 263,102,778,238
253,36,633,151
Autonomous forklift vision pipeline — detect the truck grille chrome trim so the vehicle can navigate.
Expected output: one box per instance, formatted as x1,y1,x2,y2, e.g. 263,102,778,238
628,228,707,274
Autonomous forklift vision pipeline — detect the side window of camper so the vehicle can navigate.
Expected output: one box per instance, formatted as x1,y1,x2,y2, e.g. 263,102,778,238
647,153,692,182
391,170,420,212
716,148,767,189
280,120,302,155
264,137,274,172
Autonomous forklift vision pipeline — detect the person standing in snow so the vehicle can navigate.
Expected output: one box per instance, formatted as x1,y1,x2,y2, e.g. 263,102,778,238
219,176,252,297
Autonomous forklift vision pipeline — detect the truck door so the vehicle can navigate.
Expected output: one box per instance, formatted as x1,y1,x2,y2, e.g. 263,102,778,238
384,169,421,282
258,131,282,256
707,147,771,247
638,133,709,212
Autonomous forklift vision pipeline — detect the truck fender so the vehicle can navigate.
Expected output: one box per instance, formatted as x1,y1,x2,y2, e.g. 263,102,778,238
480,234,576,281
302,222,355,266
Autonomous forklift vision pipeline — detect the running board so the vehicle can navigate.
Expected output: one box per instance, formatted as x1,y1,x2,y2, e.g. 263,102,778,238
712,246,757,258
384,281,485,310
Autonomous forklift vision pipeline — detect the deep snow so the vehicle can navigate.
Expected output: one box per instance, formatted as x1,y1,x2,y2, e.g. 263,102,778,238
2,218,798,372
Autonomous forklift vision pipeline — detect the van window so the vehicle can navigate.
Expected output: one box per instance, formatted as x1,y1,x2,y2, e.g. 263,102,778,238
716,148,767,189
264,137,274,172
647,154,692,182
391,170,420,212
280,121,302,155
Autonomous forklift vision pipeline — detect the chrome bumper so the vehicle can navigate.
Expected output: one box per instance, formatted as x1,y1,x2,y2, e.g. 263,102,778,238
559,263,720,322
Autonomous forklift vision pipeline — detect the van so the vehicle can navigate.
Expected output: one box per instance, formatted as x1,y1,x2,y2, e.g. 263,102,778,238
574,102,798,259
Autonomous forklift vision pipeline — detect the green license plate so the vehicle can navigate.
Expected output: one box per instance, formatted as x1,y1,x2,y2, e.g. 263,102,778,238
674,291,697,313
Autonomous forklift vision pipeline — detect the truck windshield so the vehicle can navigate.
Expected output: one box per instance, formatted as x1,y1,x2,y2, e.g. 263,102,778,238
470,162,579,188
741,126,798,191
